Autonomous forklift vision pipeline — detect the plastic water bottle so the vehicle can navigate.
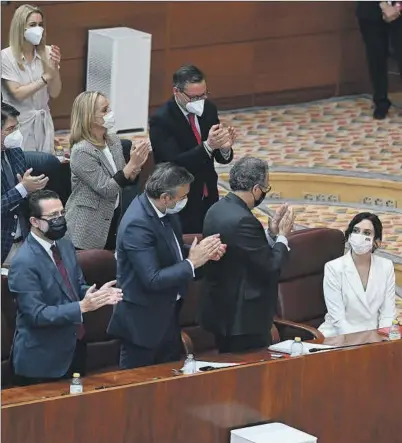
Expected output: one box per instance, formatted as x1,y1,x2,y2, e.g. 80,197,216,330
182,353,197,374
290,337,304,357
388,320,401,341
69,372,83,394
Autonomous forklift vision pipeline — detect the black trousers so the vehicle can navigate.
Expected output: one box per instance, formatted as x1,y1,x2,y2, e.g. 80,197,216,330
358,16,402,109
215,334,268,354
12,339,87,387
119,302,183,370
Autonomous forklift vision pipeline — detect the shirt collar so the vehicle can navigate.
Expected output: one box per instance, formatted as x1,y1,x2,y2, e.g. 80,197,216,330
147,195,166,219
21,50,41,62
174,97,189,117
31,231,54,253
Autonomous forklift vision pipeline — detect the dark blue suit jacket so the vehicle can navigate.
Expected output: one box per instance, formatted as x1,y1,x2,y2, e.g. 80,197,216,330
8,233,88,378
1,148,29,264
107,193,194,349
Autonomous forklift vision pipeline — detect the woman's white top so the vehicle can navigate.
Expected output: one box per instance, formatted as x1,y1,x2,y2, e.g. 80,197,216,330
1,46,55,154
103,144,119,209
318,251,396,337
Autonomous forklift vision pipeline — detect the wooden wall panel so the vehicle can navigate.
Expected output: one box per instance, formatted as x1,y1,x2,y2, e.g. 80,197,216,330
168,2,256,48
0,1,372,130
168,43,254,99
254,34,340,93
253,2,344,39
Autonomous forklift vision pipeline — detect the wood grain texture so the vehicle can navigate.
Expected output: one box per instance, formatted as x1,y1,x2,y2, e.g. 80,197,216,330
1,1,372,130
2,331,400,443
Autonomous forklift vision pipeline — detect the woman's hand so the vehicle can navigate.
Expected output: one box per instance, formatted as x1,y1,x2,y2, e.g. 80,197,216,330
129,140,150,170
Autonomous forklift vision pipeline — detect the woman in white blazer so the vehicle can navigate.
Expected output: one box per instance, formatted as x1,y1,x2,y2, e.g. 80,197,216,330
319,212,396,337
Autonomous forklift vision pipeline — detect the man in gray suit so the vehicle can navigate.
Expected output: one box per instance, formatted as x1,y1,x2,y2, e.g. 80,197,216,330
8,190,123,386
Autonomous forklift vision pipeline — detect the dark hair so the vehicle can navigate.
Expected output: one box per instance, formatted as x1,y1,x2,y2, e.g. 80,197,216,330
1,102,20,127
229,157,269,192
145,162,194,199
28,190,61,219
173,64,205,91
345,212,383,250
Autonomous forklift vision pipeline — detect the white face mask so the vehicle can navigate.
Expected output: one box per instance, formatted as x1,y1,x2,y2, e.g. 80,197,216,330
166,197,188,214
3,130,24,149
24,26,44,46
348,233,373,255
102,111,116,130
186,100,205,117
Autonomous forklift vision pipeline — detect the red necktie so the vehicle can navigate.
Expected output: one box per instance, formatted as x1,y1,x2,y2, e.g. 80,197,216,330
188,113,208,198
51,245,85,340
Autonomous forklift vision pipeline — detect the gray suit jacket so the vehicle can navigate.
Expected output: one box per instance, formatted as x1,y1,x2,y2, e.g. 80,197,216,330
65,134,126,249
8,233,88,378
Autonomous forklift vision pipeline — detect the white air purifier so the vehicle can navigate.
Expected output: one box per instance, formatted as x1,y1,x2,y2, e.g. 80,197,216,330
86,27,152,133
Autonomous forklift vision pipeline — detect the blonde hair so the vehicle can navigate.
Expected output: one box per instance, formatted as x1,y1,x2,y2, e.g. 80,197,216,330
70,91,107,148
9,4,46,70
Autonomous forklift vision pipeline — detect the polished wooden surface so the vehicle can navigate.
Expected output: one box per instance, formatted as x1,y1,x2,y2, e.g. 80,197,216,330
2,330,401,443
1,1,371,130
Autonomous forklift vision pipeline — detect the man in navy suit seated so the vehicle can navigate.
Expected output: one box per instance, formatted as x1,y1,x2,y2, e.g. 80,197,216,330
8,190,123,385
108,163,226,369
1,103,49,266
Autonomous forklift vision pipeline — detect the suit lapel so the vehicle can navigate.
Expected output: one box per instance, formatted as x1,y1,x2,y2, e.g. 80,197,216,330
343,252,371,313
27,235,76,302
95,144,115,177
168,99,200,148
140,194,181,263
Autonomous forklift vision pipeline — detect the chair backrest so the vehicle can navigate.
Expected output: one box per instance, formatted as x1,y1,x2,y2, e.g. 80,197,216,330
277,228,345,335
76,250,117,343
138,152,155,193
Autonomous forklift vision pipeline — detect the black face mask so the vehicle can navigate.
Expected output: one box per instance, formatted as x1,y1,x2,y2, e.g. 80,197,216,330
253,188,267,208
39,216,68,241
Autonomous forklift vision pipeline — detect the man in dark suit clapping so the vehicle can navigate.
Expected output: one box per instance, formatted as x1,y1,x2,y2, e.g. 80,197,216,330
149,64,236,234
199,157,295,353
108,163,226,369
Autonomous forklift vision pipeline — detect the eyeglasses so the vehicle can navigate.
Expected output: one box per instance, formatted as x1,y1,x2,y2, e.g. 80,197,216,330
180,90,210,102
259,185,272,193
41,210,66,219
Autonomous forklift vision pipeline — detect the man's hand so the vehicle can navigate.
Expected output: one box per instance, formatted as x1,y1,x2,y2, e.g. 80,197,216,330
380,2,400,22
207,124,231,150
16,168,49,193
188,234,223,268
79,284,123,313
278,207,295,237
99,280,123,299
209,244,227,261
221,126,237,150
269,203,289,236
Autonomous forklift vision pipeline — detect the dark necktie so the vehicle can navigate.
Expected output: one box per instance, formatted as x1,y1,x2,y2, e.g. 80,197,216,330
1,151,16,188
188,113,209,198
51,244,85,339
161,217,182,263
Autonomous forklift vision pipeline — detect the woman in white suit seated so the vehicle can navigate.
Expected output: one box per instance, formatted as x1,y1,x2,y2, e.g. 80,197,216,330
319,212,396,337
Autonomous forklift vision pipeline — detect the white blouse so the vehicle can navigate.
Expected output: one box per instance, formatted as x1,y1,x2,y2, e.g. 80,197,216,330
103,145,119,209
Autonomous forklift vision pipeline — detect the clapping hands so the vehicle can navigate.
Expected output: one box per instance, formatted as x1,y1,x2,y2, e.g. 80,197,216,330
268,203,295,237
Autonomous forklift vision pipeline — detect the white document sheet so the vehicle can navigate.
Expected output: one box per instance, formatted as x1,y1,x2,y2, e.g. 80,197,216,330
268,340,335,355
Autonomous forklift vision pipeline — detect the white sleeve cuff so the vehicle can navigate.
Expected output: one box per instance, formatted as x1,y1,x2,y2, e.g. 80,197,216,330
219,148,232,160
185,259,195,277
15,183,28,198
276,235,290,251
203,141,213,158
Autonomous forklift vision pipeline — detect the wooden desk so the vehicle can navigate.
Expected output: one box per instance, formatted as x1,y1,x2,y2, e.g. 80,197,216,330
2,331,401,443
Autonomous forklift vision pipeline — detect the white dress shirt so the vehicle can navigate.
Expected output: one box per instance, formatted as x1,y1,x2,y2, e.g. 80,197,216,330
266,231,290,251
147,197,195,300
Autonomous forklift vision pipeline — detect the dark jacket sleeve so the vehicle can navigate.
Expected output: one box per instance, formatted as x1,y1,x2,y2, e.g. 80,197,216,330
8,261,82,327
149,115,211,175
235,215,289,277
124,220,194,292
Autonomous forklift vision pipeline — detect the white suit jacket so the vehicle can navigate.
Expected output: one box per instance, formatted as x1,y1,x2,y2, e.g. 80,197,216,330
318,251,396,337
